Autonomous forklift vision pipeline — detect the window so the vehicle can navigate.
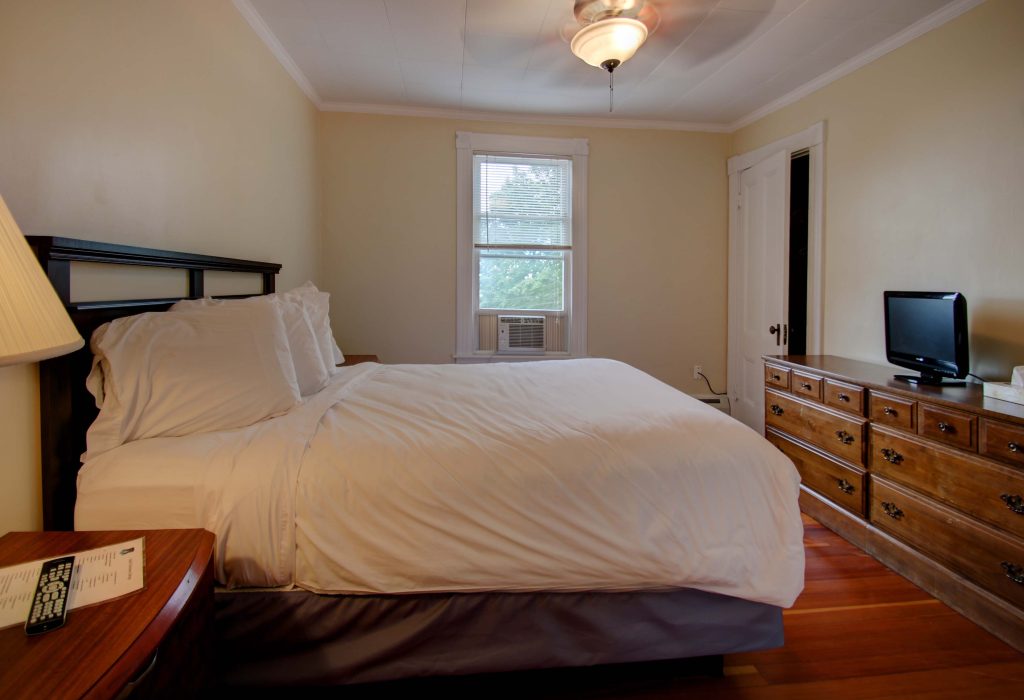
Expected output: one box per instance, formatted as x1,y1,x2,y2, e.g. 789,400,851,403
475,154,570,314
456,133,588,360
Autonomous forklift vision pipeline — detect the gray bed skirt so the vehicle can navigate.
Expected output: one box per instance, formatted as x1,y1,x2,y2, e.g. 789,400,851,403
214,587,783,687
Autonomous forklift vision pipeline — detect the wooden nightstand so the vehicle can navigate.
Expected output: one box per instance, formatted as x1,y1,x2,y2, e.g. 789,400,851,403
340,354,379,366
0,529,215,699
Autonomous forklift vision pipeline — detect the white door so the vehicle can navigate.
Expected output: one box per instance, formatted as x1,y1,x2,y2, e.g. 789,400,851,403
728,149,789,433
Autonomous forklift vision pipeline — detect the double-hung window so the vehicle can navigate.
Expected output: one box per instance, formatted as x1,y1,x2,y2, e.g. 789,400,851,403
456,132,588,360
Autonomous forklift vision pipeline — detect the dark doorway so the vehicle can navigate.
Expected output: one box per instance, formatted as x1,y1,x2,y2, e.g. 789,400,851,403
788,152,810,355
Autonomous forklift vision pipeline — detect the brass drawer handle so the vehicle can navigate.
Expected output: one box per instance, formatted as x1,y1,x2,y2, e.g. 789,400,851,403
836,479,855,495
1009,442,1021,454
881,502,904,520
937,421,954,433
771,373,782,382
883,406,896,416
1002,562,1024,585
835,430,855,445
770,404,784,416
880,447,903,465
801,382,812,390
837,393,850,402
1001,494,1024,514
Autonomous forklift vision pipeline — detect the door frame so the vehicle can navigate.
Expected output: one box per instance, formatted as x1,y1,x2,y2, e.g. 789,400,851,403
726,121,825,398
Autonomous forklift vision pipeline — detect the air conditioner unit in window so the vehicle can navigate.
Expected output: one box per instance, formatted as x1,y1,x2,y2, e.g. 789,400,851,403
497,315,545,354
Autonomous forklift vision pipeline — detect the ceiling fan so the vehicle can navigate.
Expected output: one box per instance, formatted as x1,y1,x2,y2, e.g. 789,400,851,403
567,0,662,111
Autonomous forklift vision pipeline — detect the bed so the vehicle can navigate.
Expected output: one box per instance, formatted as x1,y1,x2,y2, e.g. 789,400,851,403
29,236,804,687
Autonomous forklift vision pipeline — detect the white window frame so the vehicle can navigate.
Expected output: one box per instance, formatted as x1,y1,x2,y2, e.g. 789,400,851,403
455,131,588,362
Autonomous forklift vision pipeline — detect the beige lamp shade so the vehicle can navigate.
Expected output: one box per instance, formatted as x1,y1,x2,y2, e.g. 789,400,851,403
0,196,83,366
570,17,649,68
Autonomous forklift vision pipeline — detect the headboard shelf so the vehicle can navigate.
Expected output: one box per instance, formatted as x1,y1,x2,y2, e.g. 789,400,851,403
27,236,281,302
27,236,282,530
70,295,258,312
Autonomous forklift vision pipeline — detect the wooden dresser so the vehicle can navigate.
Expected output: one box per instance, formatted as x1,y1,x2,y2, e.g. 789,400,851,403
763,355,1024,650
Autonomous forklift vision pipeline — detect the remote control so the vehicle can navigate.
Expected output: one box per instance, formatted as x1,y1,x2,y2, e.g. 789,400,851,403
25,555,75,635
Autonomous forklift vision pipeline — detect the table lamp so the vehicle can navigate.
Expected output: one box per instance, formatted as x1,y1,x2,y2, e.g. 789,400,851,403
0,195,83,365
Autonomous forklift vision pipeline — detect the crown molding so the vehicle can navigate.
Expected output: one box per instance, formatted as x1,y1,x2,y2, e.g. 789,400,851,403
234,0,985,136
728,0,986,132
319,101,731,133
232,0,321,107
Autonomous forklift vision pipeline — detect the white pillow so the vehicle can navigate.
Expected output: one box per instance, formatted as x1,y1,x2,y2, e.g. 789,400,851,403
85,323,110,408
85,301,301,460
280,282,344,369
171,295,329,396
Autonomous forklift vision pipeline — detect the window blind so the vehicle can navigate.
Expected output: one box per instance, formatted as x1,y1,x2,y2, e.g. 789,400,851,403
473,154,572,249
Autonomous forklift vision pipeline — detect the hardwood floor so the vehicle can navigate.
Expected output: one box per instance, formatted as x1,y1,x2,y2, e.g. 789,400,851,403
341,514,1024,699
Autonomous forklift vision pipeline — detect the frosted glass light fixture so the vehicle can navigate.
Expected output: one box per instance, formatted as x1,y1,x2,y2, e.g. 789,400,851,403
569,0,652,112
0,195,83,365
570,17,649,70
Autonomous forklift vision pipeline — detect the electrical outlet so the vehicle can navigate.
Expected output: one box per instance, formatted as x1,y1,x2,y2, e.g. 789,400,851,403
693,365,703,380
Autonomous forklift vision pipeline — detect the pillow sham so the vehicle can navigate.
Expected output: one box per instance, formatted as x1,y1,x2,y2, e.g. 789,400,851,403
85,323,110,408
280,282,344,368
171,294,329,396
85,300,301,460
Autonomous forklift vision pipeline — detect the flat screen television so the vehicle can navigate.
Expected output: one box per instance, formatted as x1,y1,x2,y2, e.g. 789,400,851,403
883,291,969,386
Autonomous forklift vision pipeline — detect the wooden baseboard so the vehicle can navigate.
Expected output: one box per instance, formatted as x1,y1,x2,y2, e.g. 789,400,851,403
799,486,1024,652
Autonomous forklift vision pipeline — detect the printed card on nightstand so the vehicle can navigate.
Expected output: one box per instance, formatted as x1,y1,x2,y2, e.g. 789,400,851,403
0,537,145,629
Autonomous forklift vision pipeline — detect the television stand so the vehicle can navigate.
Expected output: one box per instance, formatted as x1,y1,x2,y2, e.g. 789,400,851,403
893,373,966,387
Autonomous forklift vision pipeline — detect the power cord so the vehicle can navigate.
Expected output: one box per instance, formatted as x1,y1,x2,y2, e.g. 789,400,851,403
967,372,986,383
697,371,728,396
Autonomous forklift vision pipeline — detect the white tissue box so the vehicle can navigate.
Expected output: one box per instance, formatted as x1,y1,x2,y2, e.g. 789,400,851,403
984,382,1024,406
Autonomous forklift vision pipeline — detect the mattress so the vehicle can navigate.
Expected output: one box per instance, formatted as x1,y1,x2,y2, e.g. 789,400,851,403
77,359,804,606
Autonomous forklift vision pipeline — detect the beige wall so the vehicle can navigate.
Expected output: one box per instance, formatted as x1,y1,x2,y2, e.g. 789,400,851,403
0,0,320,532
732,0,1024,377
319,113,731,391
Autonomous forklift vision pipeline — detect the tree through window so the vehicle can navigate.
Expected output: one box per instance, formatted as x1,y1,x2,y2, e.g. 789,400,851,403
474,154,571,313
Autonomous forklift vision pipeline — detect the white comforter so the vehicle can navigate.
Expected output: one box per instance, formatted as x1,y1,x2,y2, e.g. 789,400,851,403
76,359,805,607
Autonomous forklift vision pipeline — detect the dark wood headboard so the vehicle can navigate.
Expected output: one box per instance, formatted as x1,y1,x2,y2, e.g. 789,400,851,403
28,236,281,530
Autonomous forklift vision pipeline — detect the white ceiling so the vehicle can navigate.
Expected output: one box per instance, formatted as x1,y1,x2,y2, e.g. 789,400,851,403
239,0,979,130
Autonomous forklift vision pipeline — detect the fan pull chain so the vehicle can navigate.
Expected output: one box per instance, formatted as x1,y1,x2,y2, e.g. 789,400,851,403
600,58,621,113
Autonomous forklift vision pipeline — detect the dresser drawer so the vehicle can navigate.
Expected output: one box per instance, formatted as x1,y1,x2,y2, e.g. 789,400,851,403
981,418,1024,468
765,389,866,465
767,429,865,517
869,391,916,432
791,370,823,402
871,477,1024,609
870,425,1024,540
918,402,977,451
824,378,865,415
764,364,791,390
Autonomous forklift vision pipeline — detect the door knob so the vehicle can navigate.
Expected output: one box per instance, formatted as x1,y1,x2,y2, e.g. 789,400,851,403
769,324,781,346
